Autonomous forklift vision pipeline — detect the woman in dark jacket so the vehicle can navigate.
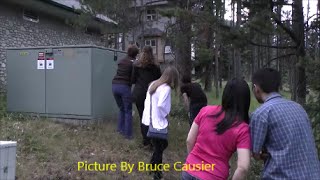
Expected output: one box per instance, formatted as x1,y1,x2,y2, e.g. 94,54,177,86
132,46,161,146
112,45,139,139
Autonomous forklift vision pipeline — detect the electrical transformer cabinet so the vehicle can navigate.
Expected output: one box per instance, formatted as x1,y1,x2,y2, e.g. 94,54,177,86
6,45,126,120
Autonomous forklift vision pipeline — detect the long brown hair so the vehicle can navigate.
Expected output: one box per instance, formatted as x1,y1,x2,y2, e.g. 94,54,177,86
149,66,179,94
137,46,157,67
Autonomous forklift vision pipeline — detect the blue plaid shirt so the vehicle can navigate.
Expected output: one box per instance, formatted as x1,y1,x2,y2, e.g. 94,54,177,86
250,93,320,180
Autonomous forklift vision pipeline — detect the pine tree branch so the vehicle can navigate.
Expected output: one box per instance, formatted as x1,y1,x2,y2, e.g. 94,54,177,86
249,40,297,49
271,13,299,44
305,14,319,23
263,53,295,67
248,24,274,36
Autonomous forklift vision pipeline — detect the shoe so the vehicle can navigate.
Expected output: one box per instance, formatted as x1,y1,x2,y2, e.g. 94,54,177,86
153,171,163,180
117,130,125,135
125,135,133,140
143,139,151,146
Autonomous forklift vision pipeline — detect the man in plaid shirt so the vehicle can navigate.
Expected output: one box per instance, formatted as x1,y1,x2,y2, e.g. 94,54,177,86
250,68,320,180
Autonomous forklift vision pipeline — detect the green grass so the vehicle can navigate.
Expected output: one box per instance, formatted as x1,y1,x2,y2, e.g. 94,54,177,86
0,95,190,179
1,86,291,179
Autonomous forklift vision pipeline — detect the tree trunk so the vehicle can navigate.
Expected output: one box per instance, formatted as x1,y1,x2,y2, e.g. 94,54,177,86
204,63,213,91
214,0,223,98
234,0,242,77
291,59,298,101
214,35,220,97
293,0,306,105
204,1,214,91
316,0,320,62
139,0,145,48
276,4,283,90
249,0,256,78
175,2,192,80
257,34,261,69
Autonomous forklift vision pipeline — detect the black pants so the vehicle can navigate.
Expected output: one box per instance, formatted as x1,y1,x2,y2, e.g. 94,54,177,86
151,138,168,179
135,95,151,145
189,103,207,126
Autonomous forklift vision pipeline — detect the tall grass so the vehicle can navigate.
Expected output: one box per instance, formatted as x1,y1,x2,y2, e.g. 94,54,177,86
0,85,292,179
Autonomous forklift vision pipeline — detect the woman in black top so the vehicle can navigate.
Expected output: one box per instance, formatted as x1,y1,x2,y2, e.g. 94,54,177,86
132,46,161,146
112,45,139,139
180,75,207,126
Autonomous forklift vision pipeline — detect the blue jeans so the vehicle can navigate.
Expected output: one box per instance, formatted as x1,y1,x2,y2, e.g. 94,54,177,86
181,171,200,180
112,84,132,139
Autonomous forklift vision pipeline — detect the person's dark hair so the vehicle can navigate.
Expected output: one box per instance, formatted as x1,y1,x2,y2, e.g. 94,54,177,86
181,75,191,84
127,45,139,59
212,78,251,134
252,68,281,93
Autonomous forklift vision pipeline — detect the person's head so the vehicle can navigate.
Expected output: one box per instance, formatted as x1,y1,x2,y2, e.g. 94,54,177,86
252,68,281,103
127,44,139,59
215,78,251,134
149,66,179,94
137,46,156,67
181,75,191,84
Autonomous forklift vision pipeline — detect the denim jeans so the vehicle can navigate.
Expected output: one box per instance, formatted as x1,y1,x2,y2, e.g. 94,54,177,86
112,84,132,139
181,171,200,180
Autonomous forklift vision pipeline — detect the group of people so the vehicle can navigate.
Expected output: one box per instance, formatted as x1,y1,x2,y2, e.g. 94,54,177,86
112,45,320,180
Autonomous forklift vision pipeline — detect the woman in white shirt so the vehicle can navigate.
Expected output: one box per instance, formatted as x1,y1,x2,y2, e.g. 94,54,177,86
142,66,179,180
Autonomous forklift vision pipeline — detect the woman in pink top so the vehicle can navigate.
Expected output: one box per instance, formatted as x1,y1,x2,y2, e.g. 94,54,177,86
182,78,251,180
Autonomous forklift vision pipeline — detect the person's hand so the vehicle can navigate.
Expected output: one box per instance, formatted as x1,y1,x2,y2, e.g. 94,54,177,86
253,148,270,162
260,148,270,162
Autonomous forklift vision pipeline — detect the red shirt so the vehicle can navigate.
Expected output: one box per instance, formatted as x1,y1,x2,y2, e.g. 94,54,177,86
185,105,251,180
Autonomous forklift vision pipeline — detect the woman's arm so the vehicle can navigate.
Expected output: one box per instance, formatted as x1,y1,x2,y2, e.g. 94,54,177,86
157,86,171,119
232,149,250,180
186,122,199,153
131,65,137,84
182,93,190,111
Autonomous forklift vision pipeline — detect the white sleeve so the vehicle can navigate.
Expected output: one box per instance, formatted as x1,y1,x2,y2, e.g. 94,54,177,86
157,86,171,119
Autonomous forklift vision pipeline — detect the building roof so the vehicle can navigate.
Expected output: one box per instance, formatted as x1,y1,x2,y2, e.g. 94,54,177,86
45,0,117,24
133,0,171,8
140,28,164,37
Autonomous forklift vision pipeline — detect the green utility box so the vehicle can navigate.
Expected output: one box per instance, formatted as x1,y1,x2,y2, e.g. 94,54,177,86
6,45,126,120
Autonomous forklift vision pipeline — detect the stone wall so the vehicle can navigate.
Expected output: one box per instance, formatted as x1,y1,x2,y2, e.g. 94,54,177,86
0,3,105,92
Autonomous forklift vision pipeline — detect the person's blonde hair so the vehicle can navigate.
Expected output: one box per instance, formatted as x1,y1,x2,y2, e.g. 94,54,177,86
149,66,179,94
137,46,157,67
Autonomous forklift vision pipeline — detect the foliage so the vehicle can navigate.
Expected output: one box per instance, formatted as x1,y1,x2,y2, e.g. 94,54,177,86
77,0,138,32
306,52,320,156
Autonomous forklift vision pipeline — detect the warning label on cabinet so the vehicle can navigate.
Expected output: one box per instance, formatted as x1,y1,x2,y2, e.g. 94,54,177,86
37,60,45,69
47,59,54,69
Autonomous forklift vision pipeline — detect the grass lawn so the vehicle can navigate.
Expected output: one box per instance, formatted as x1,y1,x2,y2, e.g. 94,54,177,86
0,87,291,179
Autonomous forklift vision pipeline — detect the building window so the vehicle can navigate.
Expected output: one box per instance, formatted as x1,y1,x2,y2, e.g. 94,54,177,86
146,9,157,21
145,39,157,54
164,46,172,54
23,10,39,23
